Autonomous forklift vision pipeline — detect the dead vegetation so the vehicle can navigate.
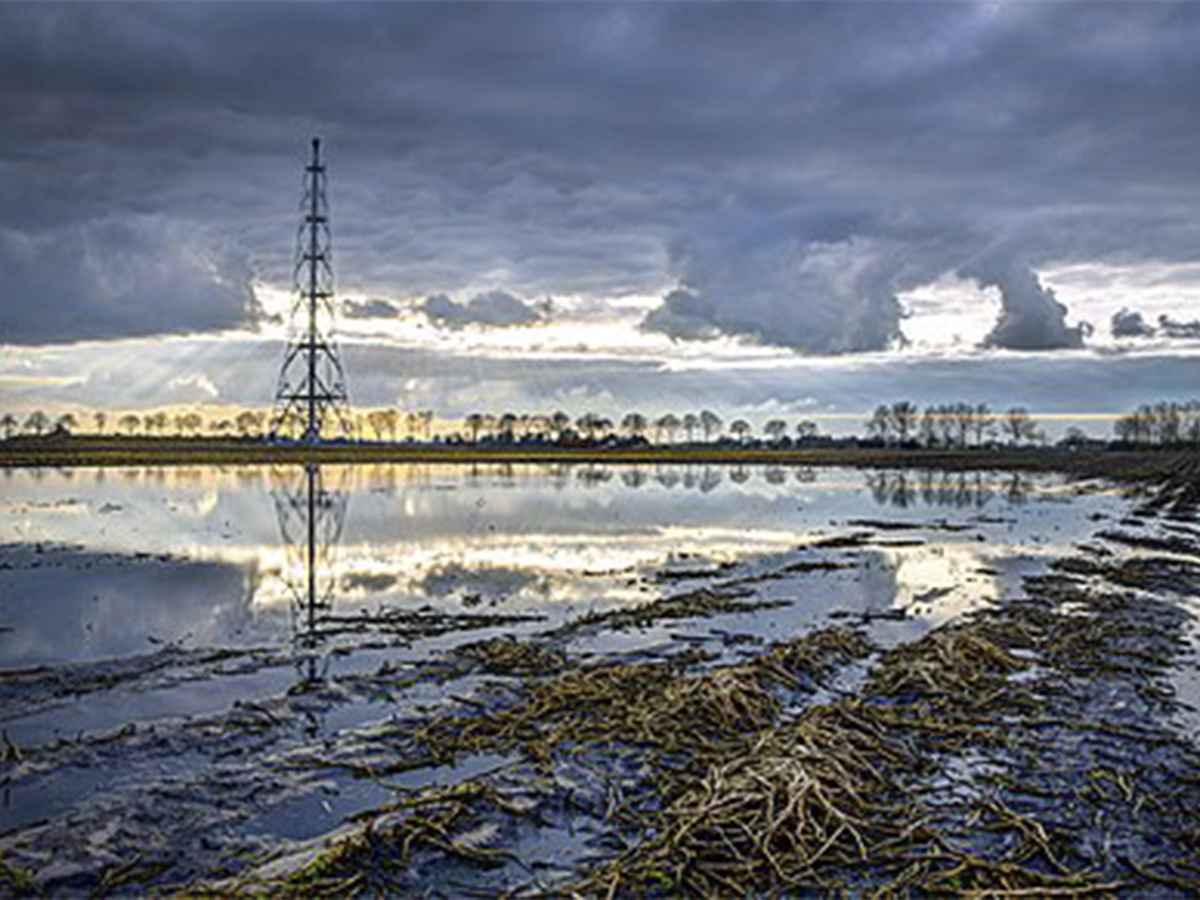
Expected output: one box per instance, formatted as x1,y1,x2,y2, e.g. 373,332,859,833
36,461,1200,896
214,544,1200,896
566,561,1200,895
452,636,567,676
548,585,789,637
575,701,922,896
1135,452,1200,517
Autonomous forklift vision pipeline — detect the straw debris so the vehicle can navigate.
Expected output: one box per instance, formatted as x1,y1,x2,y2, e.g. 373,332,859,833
550,585,788,637
453,636,566,676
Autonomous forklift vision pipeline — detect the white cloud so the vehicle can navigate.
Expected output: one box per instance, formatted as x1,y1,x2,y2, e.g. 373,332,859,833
166,372,220,400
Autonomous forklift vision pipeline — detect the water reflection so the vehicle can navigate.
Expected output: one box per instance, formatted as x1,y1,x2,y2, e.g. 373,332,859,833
865,470,1031,509
0,461,1111,682
270,464,349,684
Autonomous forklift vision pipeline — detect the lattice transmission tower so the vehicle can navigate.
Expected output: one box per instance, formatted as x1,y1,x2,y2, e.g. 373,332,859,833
270,138,353,442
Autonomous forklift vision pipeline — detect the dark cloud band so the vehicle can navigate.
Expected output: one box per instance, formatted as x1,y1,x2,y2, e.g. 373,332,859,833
1,3,1199,350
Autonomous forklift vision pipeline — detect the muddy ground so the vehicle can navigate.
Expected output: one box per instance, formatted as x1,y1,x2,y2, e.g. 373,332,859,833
1,469,1199,896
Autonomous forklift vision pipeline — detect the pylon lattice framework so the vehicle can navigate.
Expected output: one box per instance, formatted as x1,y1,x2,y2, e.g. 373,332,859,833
270,138,353,443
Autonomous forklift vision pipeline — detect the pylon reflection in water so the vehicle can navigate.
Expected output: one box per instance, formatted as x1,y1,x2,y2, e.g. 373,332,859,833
271,463,349,684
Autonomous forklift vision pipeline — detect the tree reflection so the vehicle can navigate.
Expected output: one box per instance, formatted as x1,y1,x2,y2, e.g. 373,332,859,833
576,464,614,487
866,470,1030,509
763,466,787,485
620,467,648,489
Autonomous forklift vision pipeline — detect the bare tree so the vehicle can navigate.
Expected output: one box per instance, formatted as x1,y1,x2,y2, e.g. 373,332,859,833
495,412,517,442
1114,400,1200,446
1155,401,1182,444
550,411,571,442
144,411,169,436
866,405,892,443
1003,407,1036,446
621,412,648,441
0,413,17,439
682,413,699,443
526,414,551,442
55,413,78,435
971,403,996,446
950,403,974,447
381,409,400,441
699,409,723,442
890,401,919,444
575,413,597,441
235,410,265,438
763,418,789,445
415,410,434,441
464,413,485,443
919,408,939,447
366,409,398,441
24,410,49,436
118,413,141,436
576,413,612,442
1186,402,1200,443
655,413,681,444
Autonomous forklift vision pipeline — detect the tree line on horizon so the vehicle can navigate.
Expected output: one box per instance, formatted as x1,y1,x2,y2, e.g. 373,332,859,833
0,406,814,446
1,399,1198,448
454,409,819,446
1111,400,1200,446
864,402,1045,448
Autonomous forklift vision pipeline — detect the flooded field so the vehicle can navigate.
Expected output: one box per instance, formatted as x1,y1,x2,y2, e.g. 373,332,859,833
1,462,1198,893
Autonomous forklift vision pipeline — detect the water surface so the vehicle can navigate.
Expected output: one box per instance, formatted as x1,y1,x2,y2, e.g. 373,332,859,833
2,462,1189,891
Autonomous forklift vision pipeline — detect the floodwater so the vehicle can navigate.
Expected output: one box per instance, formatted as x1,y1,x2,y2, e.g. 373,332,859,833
1,463,1197,892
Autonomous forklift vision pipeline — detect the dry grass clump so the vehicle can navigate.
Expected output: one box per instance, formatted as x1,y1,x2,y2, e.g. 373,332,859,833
416,627,871,770
865,624,1030,717
552,585,787,636
570,580,1198,897
278,573,1200,897
756,626,874,687
574,700,925,896
871,627,1023,690
415,658,779,768
453,636,566,676
885,853,1124,895
235,782,527,896
653,666,779,743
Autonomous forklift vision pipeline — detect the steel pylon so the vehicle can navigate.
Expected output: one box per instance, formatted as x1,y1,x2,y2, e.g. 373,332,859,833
270,138,353,443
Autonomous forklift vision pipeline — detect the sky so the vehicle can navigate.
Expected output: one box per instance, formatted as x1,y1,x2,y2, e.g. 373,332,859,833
2,1,1200,436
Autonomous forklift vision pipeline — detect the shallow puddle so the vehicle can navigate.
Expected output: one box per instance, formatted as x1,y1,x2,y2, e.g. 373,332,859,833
0,462,1194,892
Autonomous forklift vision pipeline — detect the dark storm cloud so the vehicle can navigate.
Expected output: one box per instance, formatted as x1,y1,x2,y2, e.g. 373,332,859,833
1111,309,1156,339
1157,315,1200,340
0,217,258,344
960,256,1089,350
343,298,401,320
2,2,1200,349
419,291,544,329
